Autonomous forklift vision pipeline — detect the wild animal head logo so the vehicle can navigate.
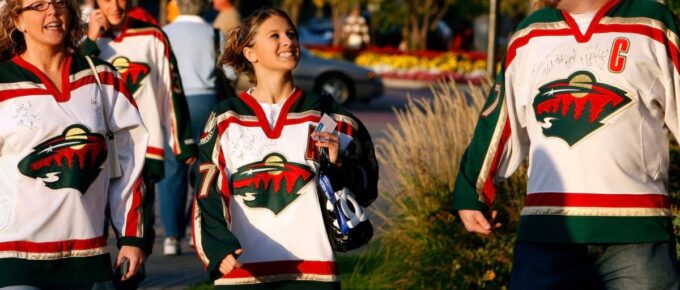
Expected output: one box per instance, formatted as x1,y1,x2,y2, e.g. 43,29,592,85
18,125,107,194
232,153,314,215
111,56,150,96
532,71,631,146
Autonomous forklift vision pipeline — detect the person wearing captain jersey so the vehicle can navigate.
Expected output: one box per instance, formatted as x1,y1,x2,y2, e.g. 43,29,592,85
453,0,680,289
0,0,149,287
192,8,378,290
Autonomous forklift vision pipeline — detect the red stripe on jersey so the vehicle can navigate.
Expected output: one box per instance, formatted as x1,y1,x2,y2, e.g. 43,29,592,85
595,24,680,73
238,88,304,139
71,71,137,109
283,116,355,136
12,55,73,102
507,8,679,73
147,146,164,157
114,28,170,58
561,0,620,43
0,88,49,102
224,260,338,278
124,177,145,237
480,116,511,206
506,29,573,69
0,236,107,253
525,193,669,208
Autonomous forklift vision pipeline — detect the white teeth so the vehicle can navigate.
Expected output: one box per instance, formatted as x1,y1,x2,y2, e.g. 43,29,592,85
279,52,293,57
44,22,61,29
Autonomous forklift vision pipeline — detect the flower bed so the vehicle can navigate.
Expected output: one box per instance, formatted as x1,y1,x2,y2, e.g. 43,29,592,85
306,45,488,83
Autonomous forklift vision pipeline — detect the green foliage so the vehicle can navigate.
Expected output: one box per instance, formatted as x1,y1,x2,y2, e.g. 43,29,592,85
667,0,680,15
669,138,680,201
337,79,525,289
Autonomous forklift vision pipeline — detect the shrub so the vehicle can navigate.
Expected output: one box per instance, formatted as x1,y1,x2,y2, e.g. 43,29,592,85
341,79,680,289
340,79,526,289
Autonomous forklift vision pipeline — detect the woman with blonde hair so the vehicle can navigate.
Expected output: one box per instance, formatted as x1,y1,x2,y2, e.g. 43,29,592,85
193,7,378,290
0,0,149,288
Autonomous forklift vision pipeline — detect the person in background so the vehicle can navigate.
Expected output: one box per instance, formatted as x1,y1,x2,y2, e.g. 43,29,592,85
452,0,680,289
165,0,178,23
161,0,223,256
192,8,378,289
211,0,239,34
0,0,148,287
341,5,369,60
82,0,197,285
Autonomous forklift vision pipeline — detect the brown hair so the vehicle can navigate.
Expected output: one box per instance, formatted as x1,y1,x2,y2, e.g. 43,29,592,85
0,0,83,59
218,7,296,85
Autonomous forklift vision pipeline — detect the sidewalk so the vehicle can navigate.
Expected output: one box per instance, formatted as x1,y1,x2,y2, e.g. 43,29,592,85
103,207,208,289
138,235,207,289
103,230,207,290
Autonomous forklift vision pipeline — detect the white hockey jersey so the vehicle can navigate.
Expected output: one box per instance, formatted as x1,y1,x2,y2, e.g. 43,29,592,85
453,0,680,243
193,90,379,286
0,54,148,286
81,18,196,180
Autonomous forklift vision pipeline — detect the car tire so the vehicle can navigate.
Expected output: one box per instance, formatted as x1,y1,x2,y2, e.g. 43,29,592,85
316,74,353,105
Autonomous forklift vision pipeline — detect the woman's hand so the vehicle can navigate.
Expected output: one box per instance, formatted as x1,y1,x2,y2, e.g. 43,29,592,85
219,249,243,275
312,131,342,167
87,9,110,41
116,245,145,281
458,210,502,235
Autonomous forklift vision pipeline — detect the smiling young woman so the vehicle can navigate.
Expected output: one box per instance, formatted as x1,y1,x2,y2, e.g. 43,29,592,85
0,0,149,289
193,8,379,290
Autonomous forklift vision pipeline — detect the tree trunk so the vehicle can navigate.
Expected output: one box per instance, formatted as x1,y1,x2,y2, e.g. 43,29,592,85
409,16,423,50
159,0,167,26
281,0,303,25
331,2,350,47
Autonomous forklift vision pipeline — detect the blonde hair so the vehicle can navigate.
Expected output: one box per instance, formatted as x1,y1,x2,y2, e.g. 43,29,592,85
0,0,83,59
218,8,296,85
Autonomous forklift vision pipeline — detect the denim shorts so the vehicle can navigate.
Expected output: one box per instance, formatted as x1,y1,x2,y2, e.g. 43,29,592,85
509,241,680,290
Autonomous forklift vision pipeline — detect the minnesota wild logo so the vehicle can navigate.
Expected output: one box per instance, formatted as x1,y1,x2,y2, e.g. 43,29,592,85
111,56,150,96
232,153,314,215
18,125,107,194
533,71,632,146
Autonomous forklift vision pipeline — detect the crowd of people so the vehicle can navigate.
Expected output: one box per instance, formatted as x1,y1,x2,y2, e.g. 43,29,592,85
0,0,379,288
0,0,680,289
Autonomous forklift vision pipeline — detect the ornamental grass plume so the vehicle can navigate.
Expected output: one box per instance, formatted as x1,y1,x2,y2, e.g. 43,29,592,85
341,78,526,289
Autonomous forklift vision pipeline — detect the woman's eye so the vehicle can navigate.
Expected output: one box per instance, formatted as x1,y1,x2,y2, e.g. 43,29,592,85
270,33,279,39
287,32,297,39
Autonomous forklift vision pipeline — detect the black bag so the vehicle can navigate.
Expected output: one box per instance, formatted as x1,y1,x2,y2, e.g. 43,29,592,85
316,146,373,252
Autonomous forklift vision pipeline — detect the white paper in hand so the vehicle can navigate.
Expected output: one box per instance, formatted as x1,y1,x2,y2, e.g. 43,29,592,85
314,113,336,141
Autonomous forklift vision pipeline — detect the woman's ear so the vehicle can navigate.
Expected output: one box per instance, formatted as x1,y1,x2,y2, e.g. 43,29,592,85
14,17,25,33
243,47,257,63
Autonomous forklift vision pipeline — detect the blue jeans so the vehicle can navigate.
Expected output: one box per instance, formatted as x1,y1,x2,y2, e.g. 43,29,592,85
510,241,680,290
158,93,219,239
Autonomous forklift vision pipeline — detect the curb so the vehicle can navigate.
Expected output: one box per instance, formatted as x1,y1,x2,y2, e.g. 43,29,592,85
382,78,432,89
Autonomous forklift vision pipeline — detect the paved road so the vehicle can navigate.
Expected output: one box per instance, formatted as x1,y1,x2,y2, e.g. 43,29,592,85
113,86,438,289
347,87,434,140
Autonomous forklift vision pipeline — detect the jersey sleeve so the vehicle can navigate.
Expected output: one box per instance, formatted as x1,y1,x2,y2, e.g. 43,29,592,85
97,62,151,249
328,101,379,206
659,7,680,143
451,59,530,211
154,29,197,162
192,107,241,281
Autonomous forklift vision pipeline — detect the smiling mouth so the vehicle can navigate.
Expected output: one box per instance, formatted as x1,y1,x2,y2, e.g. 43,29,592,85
278,51,298,58
43,23,63,30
